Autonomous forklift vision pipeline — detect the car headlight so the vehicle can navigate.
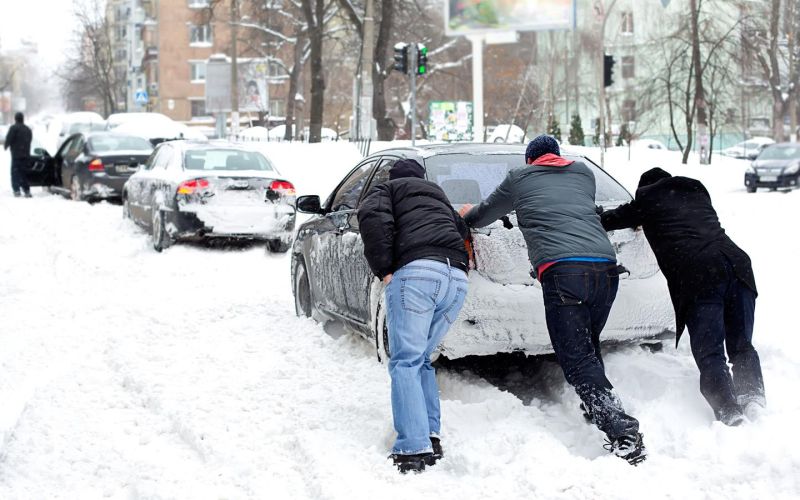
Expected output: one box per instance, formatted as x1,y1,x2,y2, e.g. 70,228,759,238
746,163,756,175
784,162,800,175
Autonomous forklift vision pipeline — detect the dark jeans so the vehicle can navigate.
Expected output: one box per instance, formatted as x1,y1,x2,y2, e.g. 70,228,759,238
541,261,639,440
11,157,31,195
685,260,765,419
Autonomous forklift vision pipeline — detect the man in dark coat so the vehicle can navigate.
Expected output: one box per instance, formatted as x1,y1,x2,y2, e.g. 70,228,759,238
461,135,646,465
601,167,764,426
357,159,469,474
3,112,33,198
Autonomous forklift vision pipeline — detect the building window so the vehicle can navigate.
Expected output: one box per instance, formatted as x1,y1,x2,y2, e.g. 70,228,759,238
621,11,634,35
188,0,211,7
190,61,206,82
622,100,637,122
189,24,212,46
621,56,635,79
269,99,286,117
269,61,288,78
190,99,208,118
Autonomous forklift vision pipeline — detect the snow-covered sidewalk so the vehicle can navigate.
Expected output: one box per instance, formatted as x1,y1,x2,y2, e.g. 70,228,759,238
0,147,798,499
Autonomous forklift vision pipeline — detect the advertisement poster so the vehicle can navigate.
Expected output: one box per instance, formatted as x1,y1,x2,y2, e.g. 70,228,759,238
446,0,575,34
205,58,271,113
429,101,474,142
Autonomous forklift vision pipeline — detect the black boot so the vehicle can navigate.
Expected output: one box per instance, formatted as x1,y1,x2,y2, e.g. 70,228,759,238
605,432,647,466
424,437,443,466
391,453,431,474
716,405,745,427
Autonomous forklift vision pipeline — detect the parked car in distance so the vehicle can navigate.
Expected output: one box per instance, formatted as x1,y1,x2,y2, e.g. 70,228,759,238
43,132,154,202
55,112,106,149
291,144,674,362
123,141,296,252
487,124,526,143
744,142,800,192
632,139,668,150
105,112,174,131
114,118,208,145
721,137,775,160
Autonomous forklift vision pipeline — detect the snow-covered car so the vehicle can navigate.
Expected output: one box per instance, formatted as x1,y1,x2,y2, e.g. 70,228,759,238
113,119,208,145
268,124,339,142
54,112,106,149
123,141,296,252
632,139,668,150
291,144,674,360
238,126,271,141
487,124,526,143
721,137,775,160
45,132,154,202
105,112,174,131
744,142,800,192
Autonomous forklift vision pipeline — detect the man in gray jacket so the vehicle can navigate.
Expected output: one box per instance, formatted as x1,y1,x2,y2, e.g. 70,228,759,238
461,135,645,465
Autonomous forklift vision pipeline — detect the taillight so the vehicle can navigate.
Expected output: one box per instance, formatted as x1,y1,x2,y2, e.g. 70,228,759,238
88,159,104,171
269,180,296,196
177,178,210,194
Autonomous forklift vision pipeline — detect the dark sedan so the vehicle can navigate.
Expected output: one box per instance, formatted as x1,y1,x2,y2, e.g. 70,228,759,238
123,141,297,252
46,132,154,202
744,143,800,192
291,144,674,362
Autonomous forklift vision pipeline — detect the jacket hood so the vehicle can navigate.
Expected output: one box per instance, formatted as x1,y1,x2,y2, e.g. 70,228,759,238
638,167,673,189
390,159,426,180
532,153,574,167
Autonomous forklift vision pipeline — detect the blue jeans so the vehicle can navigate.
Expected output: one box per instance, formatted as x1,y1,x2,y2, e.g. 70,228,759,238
541,261,640,440
685,260,764,418
385,259,468,455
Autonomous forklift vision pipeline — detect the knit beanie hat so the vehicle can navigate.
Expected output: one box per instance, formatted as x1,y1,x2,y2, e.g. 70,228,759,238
389,159,426,180
525,135,560,162
638,167,672,188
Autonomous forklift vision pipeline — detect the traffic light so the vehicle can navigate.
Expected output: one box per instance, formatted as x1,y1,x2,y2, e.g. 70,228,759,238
416,44,428,75
393,43,409,74
603,54,615,88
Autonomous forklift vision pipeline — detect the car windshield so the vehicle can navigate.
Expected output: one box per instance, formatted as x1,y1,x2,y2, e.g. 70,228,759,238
758,145,800,160
89,135,153,152
183,148,275,171
424,153,632,206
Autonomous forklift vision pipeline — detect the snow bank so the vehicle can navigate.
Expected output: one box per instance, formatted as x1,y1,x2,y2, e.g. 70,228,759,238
1,145,799,499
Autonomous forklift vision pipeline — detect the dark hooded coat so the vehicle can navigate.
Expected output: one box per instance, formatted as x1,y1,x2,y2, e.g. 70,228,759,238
357,159,469,279
601,168,757,343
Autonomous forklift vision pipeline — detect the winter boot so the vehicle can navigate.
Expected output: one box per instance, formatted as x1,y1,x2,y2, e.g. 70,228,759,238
716,405,745,427
23,191,32,198
605,432,647,466
13,191,21,198
424,437,443,466
743,401,765,422
390,453,431,474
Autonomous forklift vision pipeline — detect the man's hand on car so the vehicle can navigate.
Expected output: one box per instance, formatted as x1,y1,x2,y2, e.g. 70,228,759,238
458,204,474,217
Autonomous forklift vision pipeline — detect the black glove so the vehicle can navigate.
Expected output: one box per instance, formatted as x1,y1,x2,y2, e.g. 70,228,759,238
595,205,605,215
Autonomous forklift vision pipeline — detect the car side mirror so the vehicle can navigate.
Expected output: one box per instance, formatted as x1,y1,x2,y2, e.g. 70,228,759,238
296,195,323,214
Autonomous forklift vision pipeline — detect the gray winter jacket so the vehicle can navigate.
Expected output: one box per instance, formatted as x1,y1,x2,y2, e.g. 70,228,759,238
463,158,616,271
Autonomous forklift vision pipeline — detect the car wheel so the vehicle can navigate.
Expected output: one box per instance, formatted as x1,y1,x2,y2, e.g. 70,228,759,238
151,209,172,252
747,186,757,193
70,176,83,201
294,259,313,318
267,238,291,253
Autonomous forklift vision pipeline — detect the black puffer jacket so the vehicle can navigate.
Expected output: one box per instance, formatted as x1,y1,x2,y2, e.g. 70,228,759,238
357,159,468,279
4,122,32,160
601,168,757,344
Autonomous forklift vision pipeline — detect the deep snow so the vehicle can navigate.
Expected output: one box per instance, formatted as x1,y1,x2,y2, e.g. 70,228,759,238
1,143,799,499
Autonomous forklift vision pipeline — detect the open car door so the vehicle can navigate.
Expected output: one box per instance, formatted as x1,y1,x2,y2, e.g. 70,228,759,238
24,142,57,187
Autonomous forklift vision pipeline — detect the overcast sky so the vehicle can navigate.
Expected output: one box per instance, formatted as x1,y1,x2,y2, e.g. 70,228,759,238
1,0,75,65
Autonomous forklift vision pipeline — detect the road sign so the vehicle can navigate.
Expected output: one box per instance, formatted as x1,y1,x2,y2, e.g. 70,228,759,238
134,89,149,106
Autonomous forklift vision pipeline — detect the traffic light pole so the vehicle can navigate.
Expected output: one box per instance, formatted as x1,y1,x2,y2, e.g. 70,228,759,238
410,43,417,146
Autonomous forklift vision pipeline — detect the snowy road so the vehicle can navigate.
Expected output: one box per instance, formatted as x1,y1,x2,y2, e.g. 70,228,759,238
1,147,799,499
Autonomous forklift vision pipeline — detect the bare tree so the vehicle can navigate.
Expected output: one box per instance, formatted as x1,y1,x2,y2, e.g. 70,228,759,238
60,0,121,116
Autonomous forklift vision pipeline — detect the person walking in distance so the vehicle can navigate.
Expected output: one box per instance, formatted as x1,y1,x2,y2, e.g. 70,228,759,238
460,135,646,465
601,168,764,426
4,112,33,198
358,159,470,473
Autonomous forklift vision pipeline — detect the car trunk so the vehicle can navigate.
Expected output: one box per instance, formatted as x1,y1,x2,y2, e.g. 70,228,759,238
97,151,152,176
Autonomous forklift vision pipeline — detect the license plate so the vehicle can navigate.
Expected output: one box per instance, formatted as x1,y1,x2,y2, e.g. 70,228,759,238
760,175,778,182
116,164,137,173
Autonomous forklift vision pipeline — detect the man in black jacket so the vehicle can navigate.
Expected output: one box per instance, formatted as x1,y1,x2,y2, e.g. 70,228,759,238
601,168,764,426
3,112,33,198
357,159,469,474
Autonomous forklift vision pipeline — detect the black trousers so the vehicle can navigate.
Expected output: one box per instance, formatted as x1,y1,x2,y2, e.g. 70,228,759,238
541,261,639,440
685,260,765,419
11,157,31,194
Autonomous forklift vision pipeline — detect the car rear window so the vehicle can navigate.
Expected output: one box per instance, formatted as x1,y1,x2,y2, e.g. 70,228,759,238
89,135,153,152
424,153,631,205
183,149,275,172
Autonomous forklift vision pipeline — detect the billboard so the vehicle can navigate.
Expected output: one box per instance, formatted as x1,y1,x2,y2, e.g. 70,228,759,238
429,101,474,142
206,58,271,113
446,0,575,35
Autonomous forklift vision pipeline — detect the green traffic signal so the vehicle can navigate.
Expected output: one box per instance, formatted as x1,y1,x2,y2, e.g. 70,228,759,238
417,44,428,76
